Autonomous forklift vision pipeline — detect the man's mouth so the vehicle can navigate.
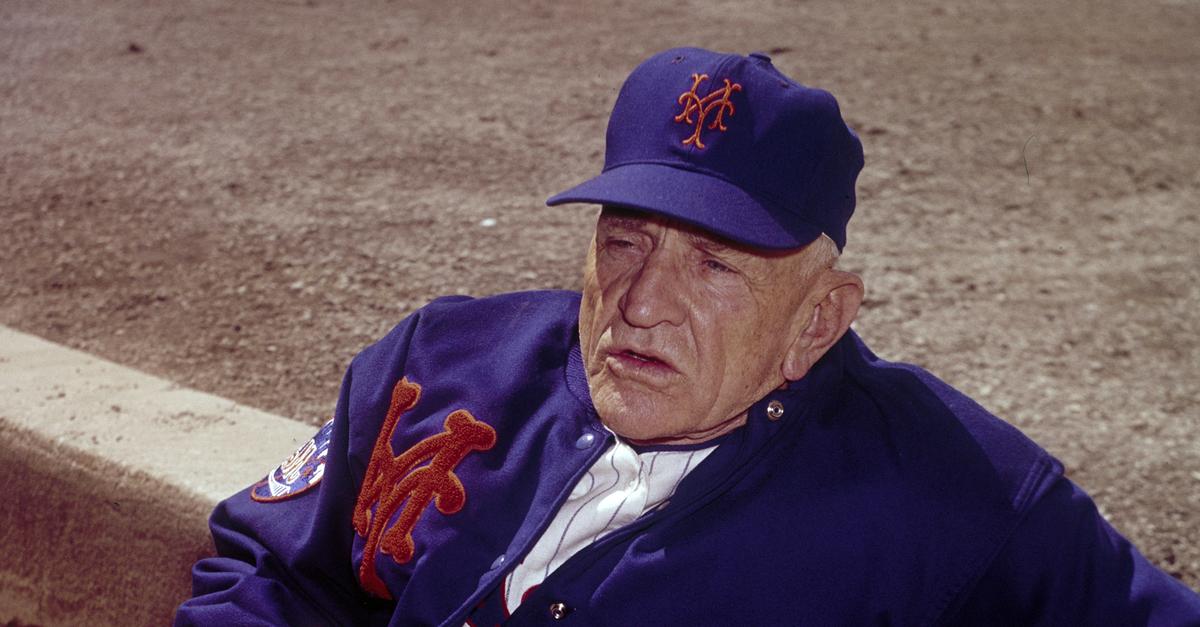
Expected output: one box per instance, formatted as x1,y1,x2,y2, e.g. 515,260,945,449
605,347,679,380
621,350,663,365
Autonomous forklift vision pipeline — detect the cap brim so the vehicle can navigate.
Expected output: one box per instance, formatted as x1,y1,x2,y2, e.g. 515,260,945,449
546,163,820,250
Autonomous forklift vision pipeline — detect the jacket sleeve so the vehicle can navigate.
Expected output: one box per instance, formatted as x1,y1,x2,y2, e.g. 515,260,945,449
947,476,1200,626
173,311,426,626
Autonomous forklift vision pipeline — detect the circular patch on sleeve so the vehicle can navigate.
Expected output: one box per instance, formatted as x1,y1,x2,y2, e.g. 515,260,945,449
251,418,334,502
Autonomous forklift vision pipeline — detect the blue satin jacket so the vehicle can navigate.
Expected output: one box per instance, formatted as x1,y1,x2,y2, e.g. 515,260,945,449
176,290,1200,626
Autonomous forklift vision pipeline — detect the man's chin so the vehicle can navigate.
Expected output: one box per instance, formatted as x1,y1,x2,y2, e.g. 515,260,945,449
590,387,677,441
598,415,675,443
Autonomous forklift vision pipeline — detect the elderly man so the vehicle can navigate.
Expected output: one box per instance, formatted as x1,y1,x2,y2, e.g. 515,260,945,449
176,48,1200,625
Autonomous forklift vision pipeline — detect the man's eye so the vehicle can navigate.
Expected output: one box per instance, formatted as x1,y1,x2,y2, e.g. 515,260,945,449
703,259,734,273
606,238,636,249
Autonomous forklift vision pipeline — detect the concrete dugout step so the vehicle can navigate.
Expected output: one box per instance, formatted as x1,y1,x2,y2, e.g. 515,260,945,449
0,326,316,626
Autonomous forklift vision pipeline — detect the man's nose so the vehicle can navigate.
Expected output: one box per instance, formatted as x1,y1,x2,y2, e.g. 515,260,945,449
617,250,686,328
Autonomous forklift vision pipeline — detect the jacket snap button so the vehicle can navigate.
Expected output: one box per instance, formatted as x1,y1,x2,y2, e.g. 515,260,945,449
549,601,571,619
574,432,596,449
766,400,785,421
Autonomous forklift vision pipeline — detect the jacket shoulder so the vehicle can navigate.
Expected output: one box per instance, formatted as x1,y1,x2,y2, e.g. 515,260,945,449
353,290,581,371
416,290,582,345
840,332,1062,514
343,290,584,429
811,334,1068,621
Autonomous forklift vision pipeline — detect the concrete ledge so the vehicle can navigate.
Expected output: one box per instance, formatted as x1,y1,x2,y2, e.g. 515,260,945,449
0,326,317,626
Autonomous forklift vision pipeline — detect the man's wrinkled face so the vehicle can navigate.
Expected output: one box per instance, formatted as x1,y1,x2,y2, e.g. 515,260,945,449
578,207,819,444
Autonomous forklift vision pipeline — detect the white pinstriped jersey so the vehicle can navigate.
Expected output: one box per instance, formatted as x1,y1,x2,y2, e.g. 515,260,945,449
503,435,715,611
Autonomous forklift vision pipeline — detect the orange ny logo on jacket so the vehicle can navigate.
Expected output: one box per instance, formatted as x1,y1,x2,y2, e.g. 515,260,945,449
674,73,743,149
352,377,497,599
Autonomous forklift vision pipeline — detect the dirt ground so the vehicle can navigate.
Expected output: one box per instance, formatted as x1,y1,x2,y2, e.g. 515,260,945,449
2,0,1197,596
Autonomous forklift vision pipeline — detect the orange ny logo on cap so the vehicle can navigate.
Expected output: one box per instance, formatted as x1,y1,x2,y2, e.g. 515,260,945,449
674,73,742,149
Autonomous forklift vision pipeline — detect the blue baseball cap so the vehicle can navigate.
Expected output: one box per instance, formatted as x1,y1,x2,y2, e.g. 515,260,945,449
547,47,864,251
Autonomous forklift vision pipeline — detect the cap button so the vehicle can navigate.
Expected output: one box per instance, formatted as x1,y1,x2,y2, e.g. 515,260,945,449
748,51,772,63
766,400,785,421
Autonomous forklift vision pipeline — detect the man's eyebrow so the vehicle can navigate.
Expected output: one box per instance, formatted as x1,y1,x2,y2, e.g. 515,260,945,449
599,209,754,257
685,231,772,263
598,215,645,230
602,218,736,253
685,231,732,253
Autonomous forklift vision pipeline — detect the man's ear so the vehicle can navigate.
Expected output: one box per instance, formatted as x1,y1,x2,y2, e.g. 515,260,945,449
781,270,864,381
